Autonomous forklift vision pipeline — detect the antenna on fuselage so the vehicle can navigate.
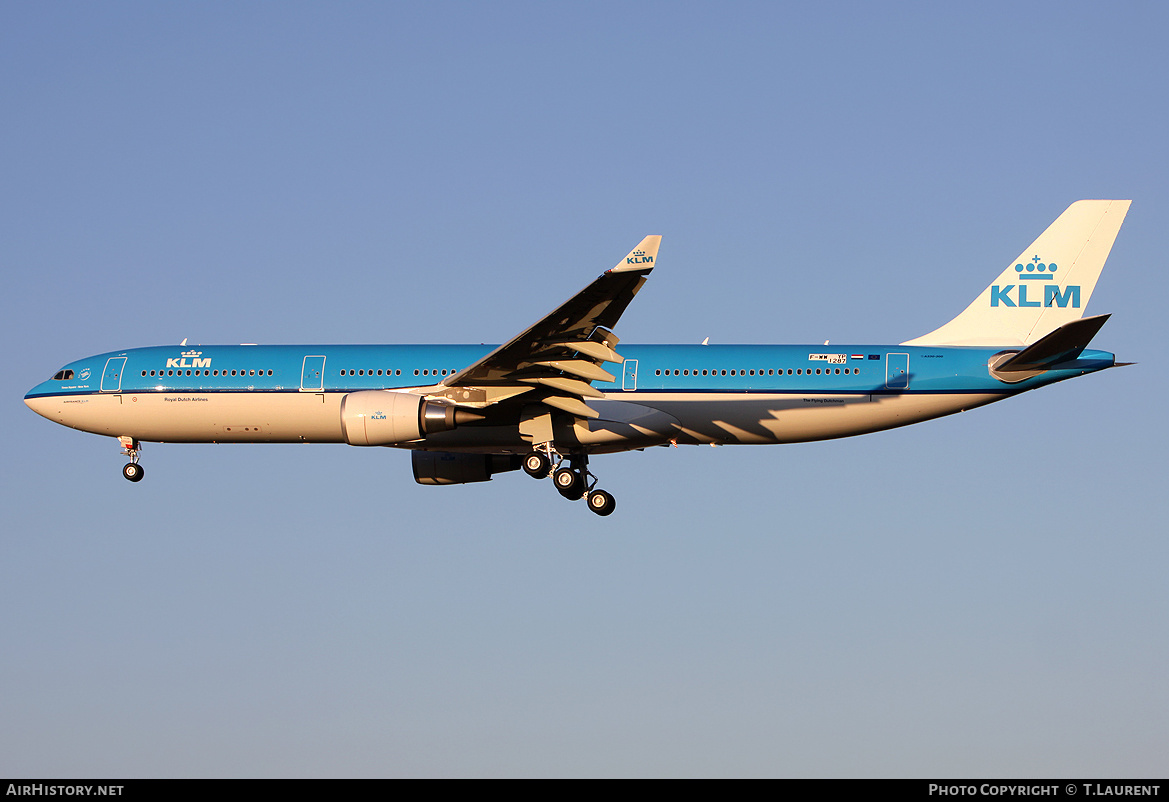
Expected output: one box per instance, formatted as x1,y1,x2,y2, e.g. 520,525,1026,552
180,338,187,346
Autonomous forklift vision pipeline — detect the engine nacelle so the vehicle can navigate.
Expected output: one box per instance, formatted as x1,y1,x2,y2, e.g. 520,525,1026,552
340,390,458,446
412,451,522,485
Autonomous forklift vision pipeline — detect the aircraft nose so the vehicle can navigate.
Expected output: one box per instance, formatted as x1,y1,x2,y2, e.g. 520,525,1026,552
25,391,51,419
24,382,61,422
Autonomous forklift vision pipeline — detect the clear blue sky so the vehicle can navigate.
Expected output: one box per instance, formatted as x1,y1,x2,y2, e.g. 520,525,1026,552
2,1,1166,778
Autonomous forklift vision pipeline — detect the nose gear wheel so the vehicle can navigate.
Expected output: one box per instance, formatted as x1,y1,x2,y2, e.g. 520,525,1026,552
118,436,144,482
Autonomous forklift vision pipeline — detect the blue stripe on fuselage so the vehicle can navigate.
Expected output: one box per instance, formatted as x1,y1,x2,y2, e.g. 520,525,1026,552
24,343,1116,400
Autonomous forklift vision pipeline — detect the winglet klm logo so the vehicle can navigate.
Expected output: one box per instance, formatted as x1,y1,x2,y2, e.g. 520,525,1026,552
626,250,654,266
991,255,1080,308
167,350,212,369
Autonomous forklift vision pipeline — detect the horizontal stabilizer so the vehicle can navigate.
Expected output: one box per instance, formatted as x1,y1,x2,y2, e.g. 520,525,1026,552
993,314,1110,372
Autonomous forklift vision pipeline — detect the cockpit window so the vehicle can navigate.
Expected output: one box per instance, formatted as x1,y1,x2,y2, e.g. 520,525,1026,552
51,370,75,381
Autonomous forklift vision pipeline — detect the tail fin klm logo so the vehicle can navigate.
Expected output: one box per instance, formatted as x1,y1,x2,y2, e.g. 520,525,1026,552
991,255,1080,308
626,250,654,265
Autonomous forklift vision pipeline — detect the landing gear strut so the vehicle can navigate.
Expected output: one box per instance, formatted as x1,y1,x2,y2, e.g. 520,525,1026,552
119,436,144,483
523,446,616,516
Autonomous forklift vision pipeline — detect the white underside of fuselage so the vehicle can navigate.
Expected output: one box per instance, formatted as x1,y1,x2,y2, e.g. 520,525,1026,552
25,389,1007,453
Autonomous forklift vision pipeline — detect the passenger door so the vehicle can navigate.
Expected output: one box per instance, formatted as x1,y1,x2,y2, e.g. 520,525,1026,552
100,357,127,392
300,355,326,391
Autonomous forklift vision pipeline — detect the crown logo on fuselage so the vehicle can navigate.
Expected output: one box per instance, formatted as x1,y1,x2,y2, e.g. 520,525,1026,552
992,255,1080,309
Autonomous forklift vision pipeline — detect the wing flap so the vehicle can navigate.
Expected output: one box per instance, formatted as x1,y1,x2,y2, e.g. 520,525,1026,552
560,340,624,364
529,359,616,383
541,395,600,419
519,376,606,398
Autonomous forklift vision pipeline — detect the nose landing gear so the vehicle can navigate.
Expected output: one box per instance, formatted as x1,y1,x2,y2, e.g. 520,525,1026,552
523,446,616,516
119,436,144,483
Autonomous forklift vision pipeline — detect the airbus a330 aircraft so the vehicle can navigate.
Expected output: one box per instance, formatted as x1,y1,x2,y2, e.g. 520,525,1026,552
26,200,1129,516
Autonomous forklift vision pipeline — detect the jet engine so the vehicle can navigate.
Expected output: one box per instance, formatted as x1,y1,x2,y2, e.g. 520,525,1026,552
340,390,465,446
412,451,522,485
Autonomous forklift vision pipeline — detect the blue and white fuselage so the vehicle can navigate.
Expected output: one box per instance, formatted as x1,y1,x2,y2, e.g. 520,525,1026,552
24,341,1115,447
23,201,1132,516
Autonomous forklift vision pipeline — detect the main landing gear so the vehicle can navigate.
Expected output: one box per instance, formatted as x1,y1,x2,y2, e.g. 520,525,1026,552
524,445,616,516
119,436,144,483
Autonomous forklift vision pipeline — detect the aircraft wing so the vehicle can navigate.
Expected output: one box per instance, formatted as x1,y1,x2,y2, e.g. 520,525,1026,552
442,236,660,418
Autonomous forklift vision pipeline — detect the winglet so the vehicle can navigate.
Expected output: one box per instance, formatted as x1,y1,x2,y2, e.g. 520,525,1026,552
608,235,661,274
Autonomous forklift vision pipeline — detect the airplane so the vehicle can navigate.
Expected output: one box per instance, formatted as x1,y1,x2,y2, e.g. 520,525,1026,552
25,200,1130,516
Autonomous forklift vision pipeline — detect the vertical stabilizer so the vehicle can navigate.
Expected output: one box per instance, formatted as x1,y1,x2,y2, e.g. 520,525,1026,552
903,200,1130,346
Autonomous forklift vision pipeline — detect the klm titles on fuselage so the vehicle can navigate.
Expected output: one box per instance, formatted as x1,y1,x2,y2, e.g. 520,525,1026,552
990,257,1080,308
166,350,211,369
